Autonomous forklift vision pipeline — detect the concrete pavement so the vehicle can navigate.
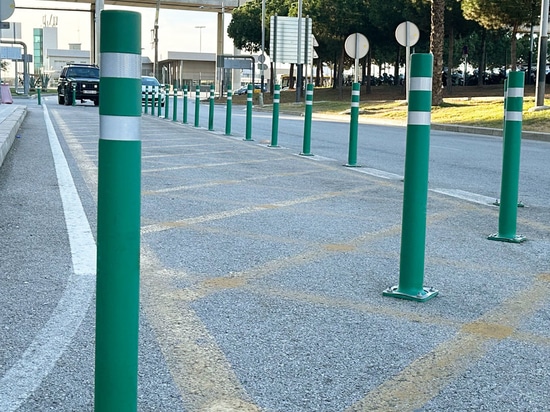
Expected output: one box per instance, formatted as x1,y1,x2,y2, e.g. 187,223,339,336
0,97,549,411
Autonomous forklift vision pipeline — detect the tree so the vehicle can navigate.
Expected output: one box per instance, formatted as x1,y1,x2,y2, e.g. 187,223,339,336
461,0,538,71
431,0,445,105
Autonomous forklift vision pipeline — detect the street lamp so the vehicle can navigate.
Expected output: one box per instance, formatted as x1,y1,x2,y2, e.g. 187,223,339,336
195,26,206,53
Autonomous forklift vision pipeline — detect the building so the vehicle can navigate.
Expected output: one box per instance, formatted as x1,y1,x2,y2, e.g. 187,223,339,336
158,51,216,89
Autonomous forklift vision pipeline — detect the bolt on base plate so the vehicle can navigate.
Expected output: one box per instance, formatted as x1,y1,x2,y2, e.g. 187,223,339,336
487,233,526,243
382,286,439,302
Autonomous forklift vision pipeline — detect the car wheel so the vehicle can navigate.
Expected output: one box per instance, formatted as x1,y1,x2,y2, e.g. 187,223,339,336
64,89,72,105
58,94,64,105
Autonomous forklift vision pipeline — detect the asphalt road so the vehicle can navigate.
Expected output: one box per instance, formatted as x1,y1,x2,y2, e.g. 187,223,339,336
0,96,549,411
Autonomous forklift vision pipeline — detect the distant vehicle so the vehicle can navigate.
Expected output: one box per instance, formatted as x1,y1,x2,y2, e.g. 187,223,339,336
234,86,248,95
141,76,165,106
57,64,99,106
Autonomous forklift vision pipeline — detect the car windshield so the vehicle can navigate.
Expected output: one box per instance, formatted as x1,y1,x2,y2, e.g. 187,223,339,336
142,77,160,86
66,67,99,78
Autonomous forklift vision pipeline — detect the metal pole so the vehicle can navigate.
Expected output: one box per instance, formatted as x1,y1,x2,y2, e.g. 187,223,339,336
95,10,141,411
183,85,188,124
488,71,526,243
269,84,281,147
194,84,200,127
535,0,549,107
300,83,314,156
383,53,438,302
225,83,232,135
208,83,215,130
295,0,303,103
37,86,41,105
244,83,253,140
346,82,360,166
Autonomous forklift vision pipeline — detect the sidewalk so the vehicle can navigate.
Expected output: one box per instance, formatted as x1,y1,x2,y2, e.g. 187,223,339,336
1,100,549,411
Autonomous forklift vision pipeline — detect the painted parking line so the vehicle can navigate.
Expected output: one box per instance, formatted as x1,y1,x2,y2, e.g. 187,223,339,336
0,104,96,412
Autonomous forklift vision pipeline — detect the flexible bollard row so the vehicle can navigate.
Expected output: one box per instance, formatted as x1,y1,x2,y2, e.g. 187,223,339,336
209,84,215,131
225,84,232,135
488,70,526,243
194,85,200,127
95,10,141,410
269,84,281,147
183,85,188,124
383,53,438,302
346,82,360,166
244,84,253,141
300,84,314,156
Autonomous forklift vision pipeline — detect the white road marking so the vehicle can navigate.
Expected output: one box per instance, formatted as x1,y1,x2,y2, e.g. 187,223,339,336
0,104,96,411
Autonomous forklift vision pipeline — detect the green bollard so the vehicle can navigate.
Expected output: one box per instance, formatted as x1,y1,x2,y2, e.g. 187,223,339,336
225,83,232,135
269,84,281,147
156,87,162,117
383,53,438,302
37,86,42,105
172,87,178,121
72,83,76,106
95,10,142,411
208,84,215,131
144,85,149,115
488,71,526,243
300,83,314,156
194,85,200,127
164,85,170,119
183,85,188,124
244,84,253,141
346,82,361,166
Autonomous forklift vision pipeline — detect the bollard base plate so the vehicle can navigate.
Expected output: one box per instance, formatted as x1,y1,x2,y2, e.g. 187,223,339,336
344,163,361,168
243,138,255,142
268,144,280,148
300,152,314,156
487,233,526,243
382,286,439,302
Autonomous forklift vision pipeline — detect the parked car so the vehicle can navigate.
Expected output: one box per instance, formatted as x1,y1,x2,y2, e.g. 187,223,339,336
57,64,99,106
142,76,165,107
234,86,248,95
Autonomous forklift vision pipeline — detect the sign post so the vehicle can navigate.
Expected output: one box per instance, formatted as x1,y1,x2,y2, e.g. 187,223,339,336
395,21,420,102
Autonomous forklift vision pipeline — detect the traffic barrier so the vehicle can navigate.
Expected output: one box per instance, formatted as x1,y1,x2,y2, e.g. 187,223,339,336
300,83,314,156
225,84,232,135
194,85,200,127
383,53,438,302
183,85,188,124
208,84,215,131
269,84,281,147
172,87,178,121
346,82,360,166
245,84,253,140
488,71,526,243
95,10,141,410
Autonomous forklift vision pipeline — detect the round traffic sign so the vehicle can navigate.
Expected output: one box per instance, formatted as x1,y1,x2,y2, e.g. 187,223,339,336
0,0,15,21
344,33,369,59
395,21,419,47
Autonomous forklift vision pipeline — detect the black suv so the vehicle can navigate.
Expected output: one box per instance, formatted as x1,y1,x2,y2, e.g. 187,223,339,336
57,64,100,106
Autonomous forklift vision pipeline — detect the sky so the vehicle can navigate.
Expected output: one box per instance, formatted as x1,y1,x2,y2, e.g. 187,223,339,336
6,0,235,69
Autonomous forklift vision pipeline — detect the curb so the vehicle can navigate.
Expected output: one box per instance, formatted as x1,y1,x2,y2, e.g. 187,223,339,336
0,105,27,168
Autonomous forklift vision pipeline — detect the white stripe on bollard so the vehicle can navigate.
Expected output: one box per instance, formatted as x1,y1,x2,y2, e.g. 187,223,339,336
507,87,524,98
409,77,432,91
505,111,523,122
100,53,141,78
100,115,141,141
407,111,431,125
